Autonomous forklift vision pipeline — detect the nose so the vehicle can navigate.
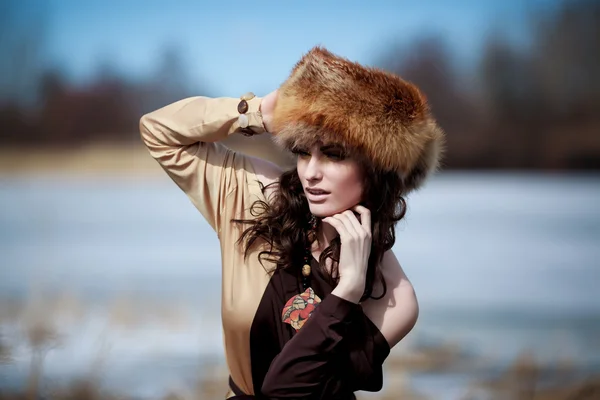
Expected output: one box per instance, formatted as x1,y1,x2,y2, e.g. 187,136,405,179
304,155,323,181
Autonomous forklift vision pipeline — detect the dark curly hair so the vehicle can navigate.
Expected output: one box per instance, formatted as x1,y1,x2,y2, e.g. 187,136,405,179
232,160,407,302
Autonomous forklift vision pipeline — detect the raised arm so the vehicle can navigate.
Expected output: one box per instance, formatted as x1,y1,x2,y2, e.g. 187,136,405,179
139,95,268,234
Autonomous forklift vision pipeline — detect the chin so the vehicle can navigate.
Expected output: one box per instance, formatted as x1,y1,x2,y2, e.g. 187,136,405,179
308,203,346,218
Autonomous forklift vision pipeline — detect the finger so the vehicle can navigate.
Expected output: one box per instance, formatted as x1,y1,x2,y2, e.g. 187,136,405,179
332,213,358,238
340,210,363,235
322,216,350,240
352,205,371,233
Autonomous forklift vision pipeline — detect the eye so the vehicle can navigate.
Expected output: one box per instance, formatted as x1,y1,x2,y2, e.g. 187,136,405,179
324,151,346,160
292,148,310,157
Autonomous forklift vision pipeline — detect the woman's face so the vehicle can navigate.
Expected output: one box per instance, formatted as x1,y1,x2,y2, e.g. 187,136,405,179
295,143,364,217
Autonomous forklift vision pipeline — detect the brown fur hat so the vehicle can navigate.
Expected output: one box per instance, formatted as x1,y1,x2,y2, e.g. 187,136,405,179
271,46,445,194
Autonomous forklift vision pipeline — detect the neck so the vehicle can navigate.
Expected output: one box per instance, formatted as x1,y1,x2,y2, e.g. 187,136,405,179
312,218,338,255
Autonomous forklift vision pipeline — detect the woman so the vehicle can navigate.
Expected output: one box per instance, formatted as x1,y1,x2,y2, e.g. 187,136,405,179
139,46,444,399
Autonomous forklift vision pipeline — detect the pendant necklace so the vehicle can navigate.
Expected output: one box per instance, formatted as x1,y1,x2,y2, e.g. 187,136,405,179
281,214,323,331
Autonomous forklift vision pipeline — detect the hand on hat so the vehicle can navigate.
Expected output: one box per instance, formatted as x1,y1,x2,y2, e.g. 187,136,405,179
260,89,278,133
323,205,372,303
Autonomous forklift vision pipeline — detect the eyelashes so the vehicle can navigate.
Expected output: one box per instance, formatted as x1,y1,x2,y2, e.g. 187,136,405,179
327,151,346,160
291,148,347,160
291,148,310,157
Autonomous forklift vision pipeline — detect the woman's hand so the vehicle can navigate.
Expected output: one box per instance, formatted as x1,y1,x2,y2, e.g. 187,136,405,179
260,89,278,133
323,205,372,303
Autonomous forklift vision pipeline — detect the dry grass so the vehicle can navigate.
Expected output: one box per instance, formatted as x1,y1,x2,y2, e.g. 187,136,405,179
0,340,598,400
0,143,158,177
0,134,294,178
0,294,598,399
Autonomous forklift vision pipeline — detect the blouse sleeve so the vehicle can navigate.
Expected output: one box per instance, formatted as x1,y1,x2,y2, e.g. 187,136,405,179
260,294,391,398
139,96,266,235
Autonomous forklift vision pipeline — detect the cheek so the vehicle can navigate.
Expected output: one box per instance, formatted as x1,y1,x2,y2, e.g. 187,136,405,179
330,165,364,203
296,159,307,180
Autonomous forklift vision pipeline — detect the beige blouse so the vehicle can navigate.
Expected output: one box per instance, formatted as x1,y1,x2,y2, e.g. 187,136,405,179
139,95,276,398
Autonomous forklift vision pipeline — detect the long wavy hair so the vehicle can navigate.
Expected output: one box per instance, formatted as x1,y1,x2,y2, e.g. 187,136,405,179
232,157,407,302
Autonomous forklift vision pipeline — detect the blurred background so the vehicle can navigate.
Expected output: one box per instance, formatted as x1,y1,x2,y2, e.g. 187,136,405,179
1,0,599,399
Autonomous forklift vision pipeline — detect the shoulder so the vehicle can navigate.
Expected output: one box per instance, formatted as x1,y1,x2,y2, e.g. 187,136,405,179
246,154,282,201
362,250,419,349
223,131,288,202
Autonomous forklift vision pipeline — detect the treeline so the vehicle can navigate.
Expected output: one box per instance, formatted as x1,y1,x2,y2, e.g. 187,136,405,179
0,45,200,148
379,0,600,169
0,0,598,170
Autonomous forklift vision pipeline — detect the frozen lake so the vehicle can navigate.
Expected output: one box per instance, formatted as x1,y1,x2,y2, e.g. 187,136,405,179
1,171,599,398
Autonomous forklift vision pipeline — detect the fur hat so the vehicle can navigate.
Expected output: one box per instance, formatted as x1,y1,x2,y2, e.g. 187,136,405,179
271,46,445,193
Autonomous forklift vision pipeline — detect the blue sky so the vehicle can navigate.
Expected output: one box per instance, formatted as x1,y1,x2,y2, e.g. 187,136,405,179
10,0,562,97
